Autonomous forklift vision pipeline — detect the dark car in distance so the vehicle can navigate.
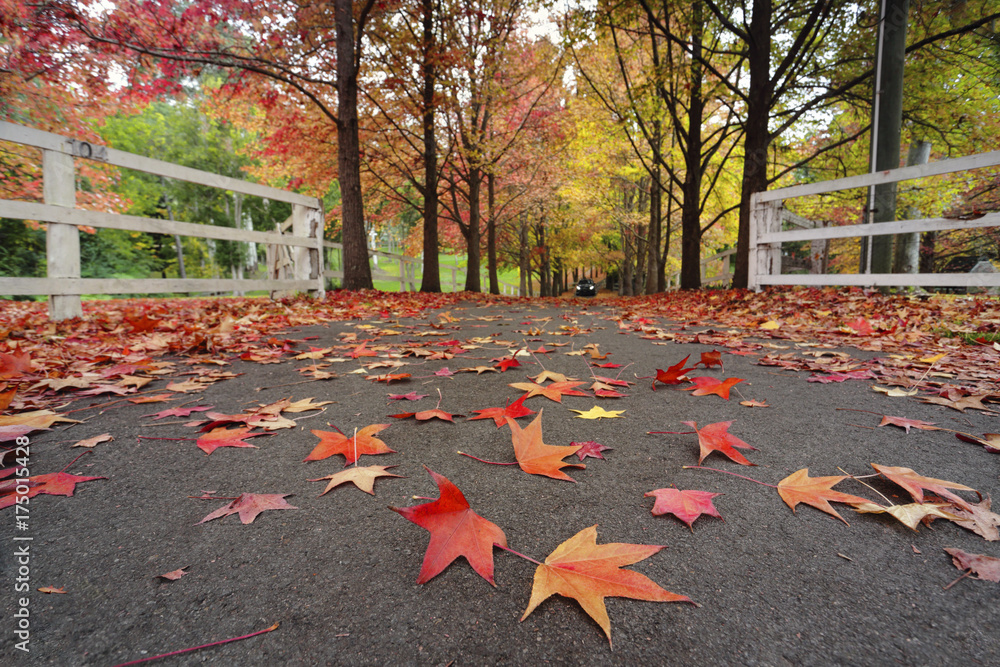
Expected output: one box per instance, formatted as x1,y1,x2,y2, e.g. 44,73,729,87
575,277,597,297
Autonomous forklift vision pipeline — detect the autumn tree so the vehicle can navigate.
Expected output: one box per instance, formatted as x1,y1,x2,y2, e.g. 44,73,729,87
15,0,382,289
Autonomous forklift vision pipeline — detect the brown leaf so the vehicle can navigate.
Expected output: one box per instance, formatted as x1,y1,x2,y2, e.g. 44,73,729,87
37,586,67,594
871,463,978,512
157,567,190,581
309,465,402,496
944,548,1000,583
776,469,870,525
71,433,113,449
946,496,1000,541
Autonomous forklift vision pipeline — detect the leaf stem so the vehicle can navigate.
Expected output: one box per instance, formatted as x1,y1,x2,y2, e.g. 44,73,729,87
648,431,696,435
58,450,92,473
458,451,518,465
109,621,279,667
943,569,973,591
681,465,778,488
837,466,894,506
497,543,542,565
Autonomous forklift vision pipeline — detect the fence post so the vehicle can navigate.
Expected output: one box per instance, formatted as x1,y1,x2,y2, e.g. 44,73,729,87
749,195,781,291
43,148,82,320
293,203,325,298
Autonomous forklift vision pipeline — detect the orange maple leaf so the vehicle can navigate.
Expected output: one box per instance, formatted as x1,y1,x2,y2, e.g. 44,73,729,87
682,420,757,466
506,410,584,482
508,380,590,403
520,525,696,646
390,468,507,585
305,424,394,465
195,427,268,455
0,472,105,509
309,465,402,496
686,376,744,400
872,463,978,512
777,468,871,524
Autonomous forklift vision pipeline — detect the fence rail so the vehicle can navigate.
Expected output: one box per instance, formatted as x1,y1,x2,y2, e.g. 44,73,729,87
748,149,1000,290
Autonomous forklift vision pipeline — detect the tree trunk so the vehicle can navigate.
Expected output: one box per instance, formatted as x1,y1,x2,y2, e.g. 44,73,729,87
538,223,550,296
892,139,931,274
487,171,499,294
519,213,529,296
866,0,910,275
419,0,441,292
679,0,706,290
463,168,482,291
646,122,662,294
336,0,374,290
733,0,773,289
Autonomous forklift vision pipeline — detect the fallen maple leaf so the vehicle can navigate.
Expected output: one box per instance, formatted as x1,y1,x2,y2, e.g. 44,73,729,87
853,501,960,530
954,432,1000,454
197,493,298,524
388,391,429,401
878,416,942,433
572,441,612,461
530,370,575,383
71,433,113,449
681,420,757,466
569,406,625,420
496,358,521,372
0,410,80,429
305,424,394,465
0,472,105,509
309,465,402,496
739,399,769,408
157,567,189,581
506,411,584,482
195,427,268,456
520,525,695,646
508,380,590,403
685,376,744,400
943,496,1000,541
143,405,214,420
37,586,66,594
697,350,723,369
390,468,507,586
165,379,206,393
391,408,461,422
0,349,33,379
776,469,871,525
468,395,535,428
280,397,334,412
944,548,1000,583
645,488,723,530
919,394,990,412
651,356,693,390
871,463,978,512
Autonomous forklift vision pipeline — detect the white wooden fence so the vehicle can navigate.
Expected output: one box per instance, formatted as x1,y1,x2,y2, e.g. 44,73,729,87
748,150,1000,290
0,121,325,319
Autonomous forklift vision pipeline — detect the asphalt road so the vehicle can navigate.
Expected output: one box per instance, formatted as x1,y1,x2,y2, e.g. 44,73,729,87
3,296,998,666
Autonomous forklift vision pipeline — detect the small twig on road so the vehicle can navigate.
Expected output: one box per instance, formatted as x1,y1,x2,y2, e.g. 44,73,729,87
110,621,279,667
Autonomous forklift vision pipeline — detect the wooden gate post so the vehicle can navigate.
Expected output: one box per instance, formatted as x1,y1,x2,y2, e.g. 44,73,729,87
43,149,82,320
292,203,326,298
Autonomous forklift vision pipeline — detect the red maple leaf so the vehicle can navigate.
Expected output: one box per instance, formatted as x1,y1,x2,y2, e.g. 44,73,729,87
468,395,536,427
0,349,33,380
572,440,612,461
682,420,757,466
686,376,744,400
496,358,521,372
844,317,874,336
195,427,269,455
0,472,105,509
696,350,723,369
645,488,724,530
390,468,507,585
388,391,429,401
652,356,693,390
196,493,298,524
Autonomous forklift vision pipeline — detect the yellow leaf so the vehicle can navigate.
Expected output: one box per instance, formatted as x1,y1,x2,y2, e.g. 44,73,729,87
569,406,625,420
872,386,918,397
759,320,781,330
919,353,947,364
